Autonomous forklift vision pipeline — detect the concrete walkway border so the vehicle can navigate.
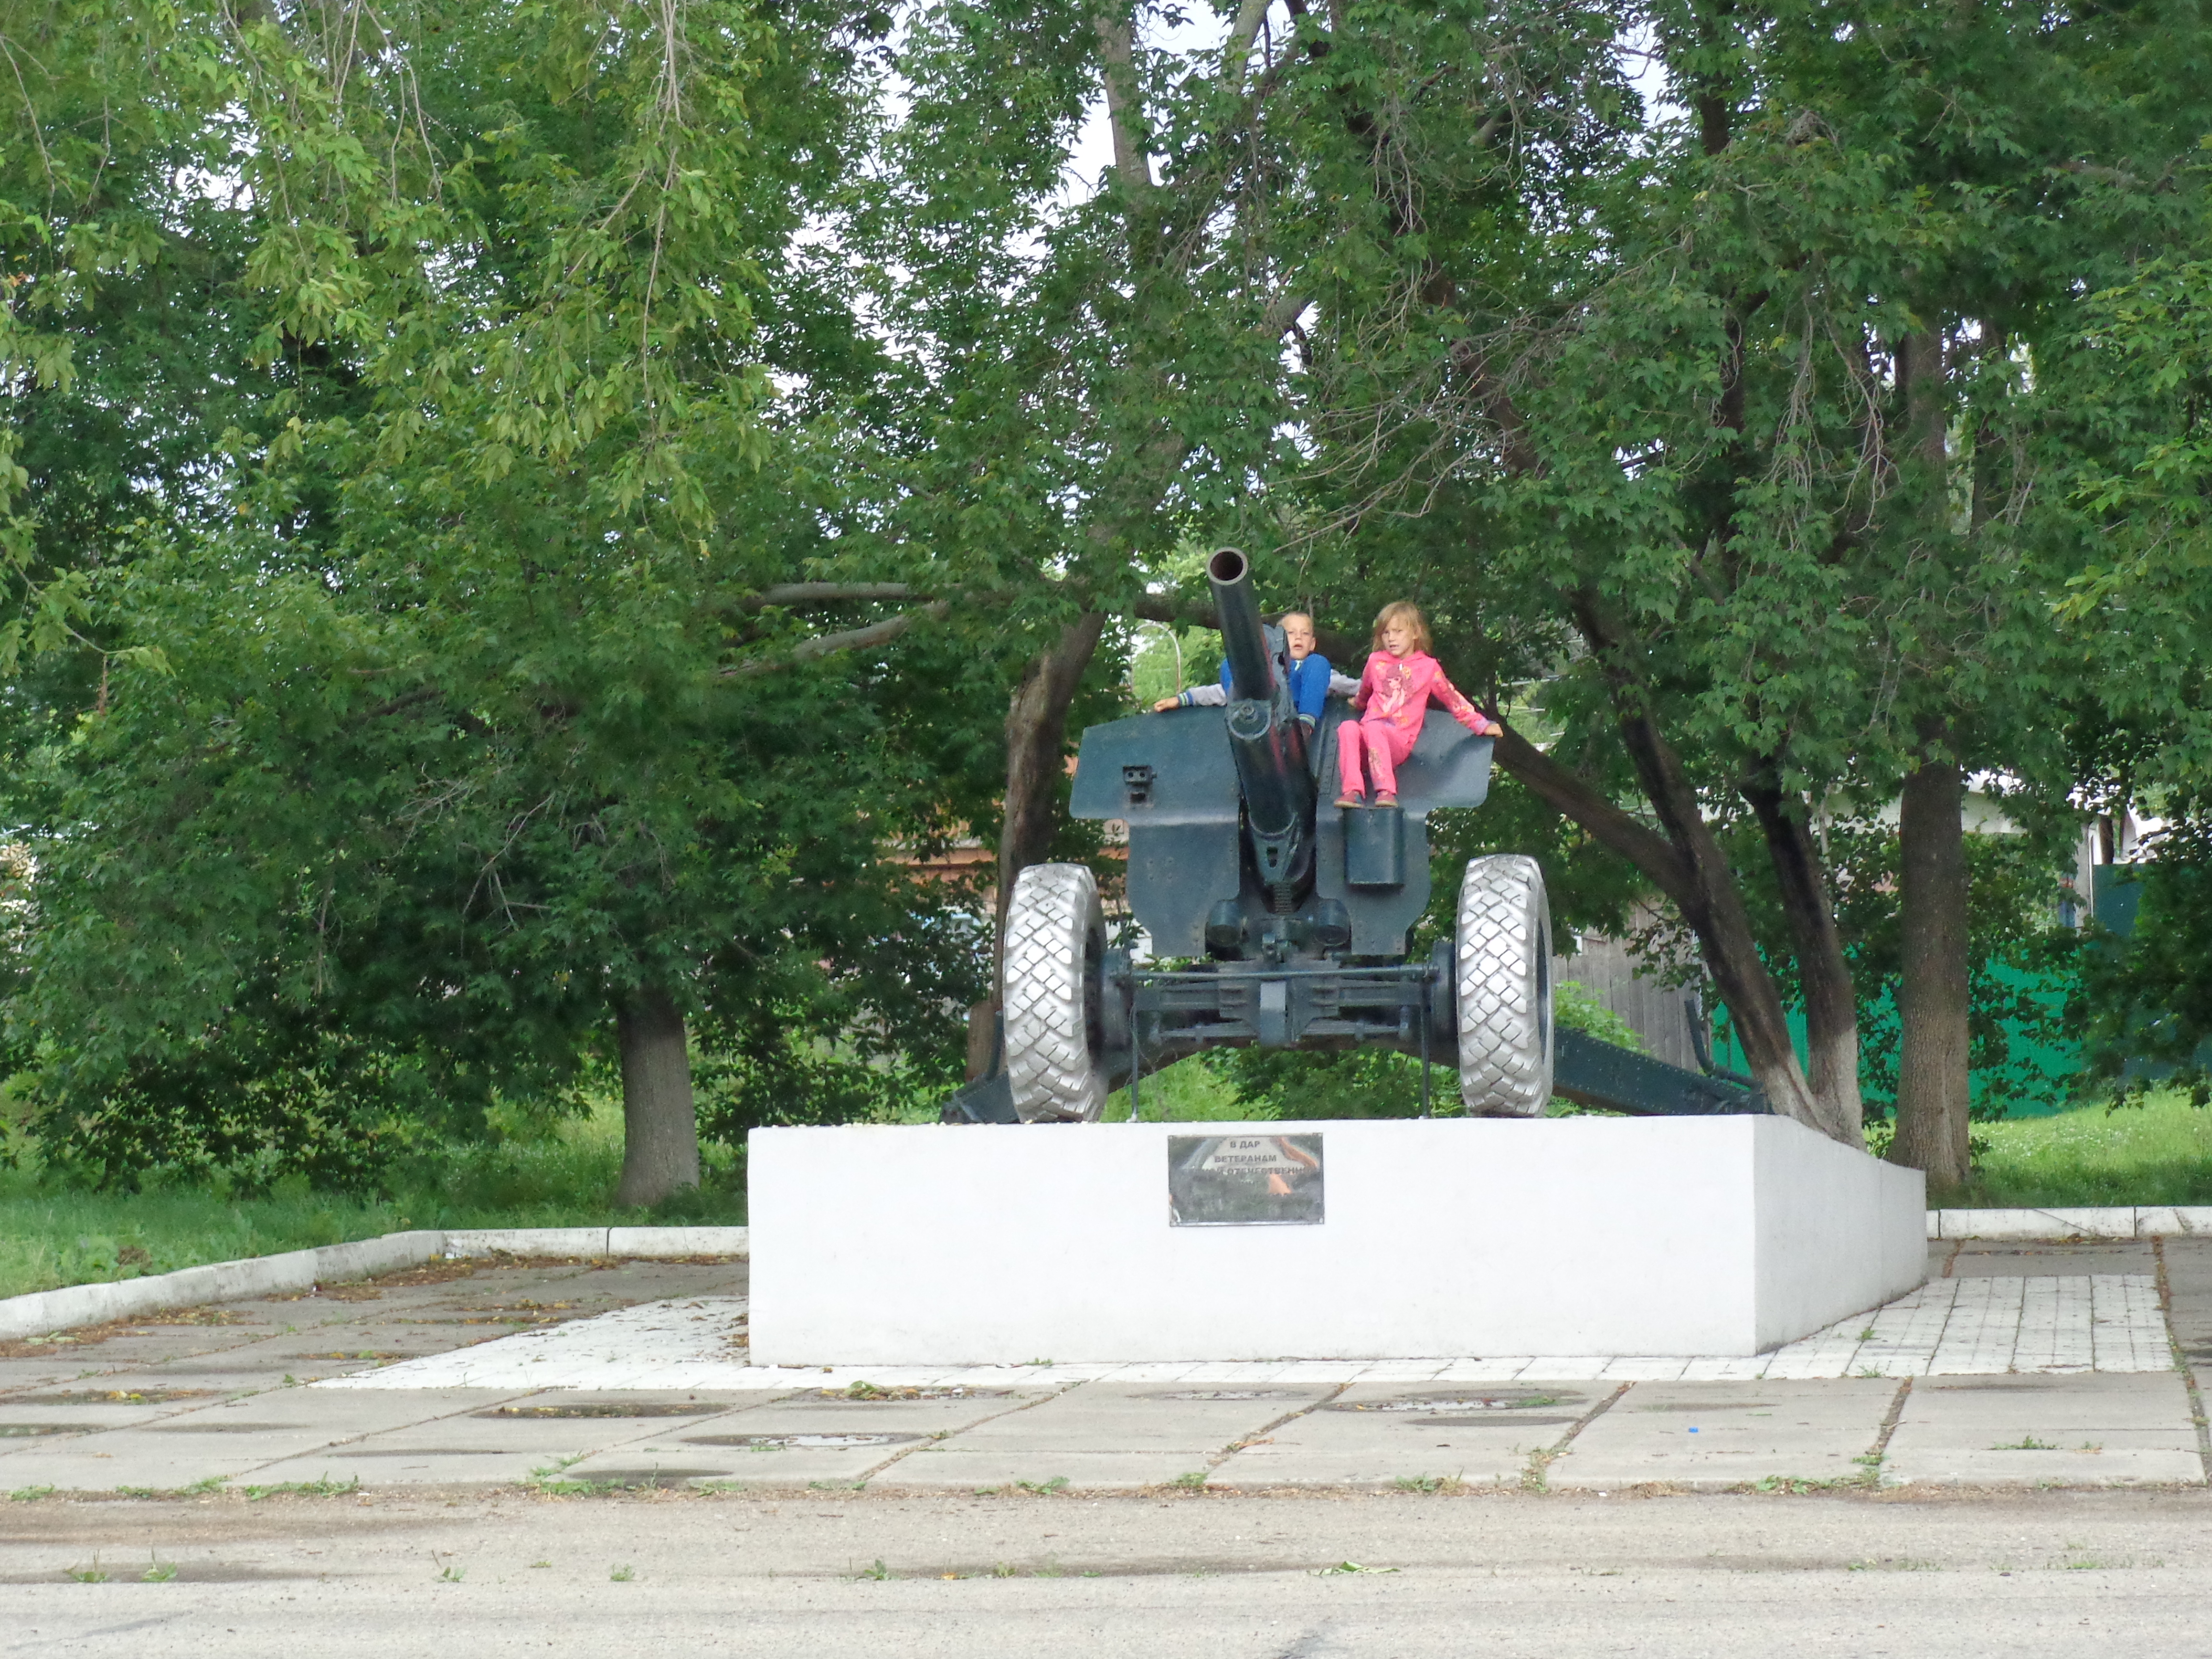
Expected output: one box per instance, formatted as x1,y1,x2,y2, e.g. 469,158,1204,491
0,1225,748,1343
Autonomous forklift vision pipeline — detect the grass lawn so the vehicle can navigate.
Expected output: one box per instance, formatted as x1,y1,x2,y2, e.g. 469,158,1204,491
1961,1088,2212,1209
0,1099,744,1302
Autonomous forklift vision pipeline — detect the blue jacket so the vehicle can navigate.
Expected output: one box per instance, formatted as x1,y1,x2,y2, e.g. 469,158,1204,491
1219,653,1332,721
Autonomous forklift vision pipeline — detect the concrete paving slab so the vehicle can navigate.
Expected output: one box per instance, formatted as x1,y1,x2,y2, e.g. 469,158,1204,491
329,1296,752,1391
1884,1372,2206,1487
1949,1242,2158,1276
1,1325,284,1374
1211,1382,1593,1490
2164,1238,2212,1367
0,1387,524,1492
244,1393,760,1488
0,1383,230,1449
585,1384,1054,1490
567,1431,910,1490
1549,1378,1897,1491
3,1261,747,1401
877,1382,1328,1492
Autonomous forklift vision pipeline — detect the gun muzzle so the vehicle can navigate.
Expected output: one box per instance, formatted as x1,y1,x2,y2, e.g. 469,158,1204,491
1204,546,1315,906
1208,547,1275,702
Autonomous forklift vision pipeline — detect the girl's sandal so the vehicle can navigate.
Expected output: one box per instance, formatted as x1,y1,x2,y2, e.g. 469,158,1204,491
1334,794,1363,809
1375,793,1399,807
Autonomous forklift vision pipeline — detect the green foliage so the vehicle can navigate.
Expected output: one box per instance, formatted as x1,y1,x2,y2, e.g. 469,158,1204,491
2058,811,2212,1093
1267,0,2212,1127
1211,971,1643,1120
1128,626,1223,712
0,0,999,1187
1553,981,1643,1055
1212,1047,1441,1122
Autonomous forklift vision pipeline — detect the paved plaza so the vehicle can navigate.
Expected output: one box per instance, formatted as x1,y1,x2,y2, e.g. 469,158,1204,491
3,1237,2210,1655
0,1237,2205,1497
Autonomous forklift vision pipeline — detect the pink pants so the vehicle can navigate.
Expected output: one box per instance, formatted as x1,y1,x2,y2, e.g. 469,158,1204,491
1337,717,1417,799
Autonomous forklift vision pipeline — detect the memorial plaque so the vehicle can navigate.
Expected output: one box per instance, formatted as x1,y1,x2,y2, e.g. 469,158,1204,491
1167,1133,1324,1226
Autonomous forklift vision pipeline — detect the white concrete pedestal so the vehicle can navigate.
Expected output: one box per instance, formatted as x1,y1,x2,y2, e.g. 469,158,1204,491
746,1116,1925,1365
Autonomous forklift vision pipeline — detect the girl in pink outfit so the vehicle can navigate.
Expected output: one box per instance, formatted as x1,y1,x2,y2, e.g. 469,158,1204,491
1335,601,1502,807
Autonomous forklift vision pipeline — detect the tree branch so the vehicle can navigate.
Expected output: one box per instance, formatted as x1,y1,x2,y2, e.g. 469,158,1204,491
1489,722,1695,907
725,601,951,675
1225,0,1272,87
738,582,919,609
1094,8,1152,192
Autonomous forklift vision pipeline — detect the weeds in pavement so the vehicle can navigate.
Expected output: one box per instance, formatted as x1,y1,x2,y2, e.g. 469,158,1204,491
1751,1475,1859,1495
1392,1475,1466,1495
1520,1448,1557,1494
242,1476,359,1500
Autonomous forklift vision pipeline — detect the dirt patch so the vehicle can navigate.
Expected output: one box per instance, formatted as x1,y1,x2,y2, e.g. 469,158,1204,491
11,1389,214,1406
0,1306,245,1360
144,1307,247,1327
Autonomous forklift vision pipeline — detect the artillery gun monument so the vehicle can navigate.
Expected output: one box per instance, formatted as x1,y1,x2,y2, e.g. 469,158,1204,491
747,551,1925,1367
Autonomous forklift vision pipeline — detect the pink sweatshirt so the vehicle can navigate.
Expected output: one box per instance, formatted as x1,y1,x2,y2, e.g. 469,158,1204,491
1351,649,1499,741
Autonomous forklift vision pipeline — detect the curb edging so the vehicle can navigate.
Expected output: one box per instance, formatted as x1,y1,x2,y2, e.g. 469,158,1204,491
1925,1206,2212,1241
0,1225,748,1343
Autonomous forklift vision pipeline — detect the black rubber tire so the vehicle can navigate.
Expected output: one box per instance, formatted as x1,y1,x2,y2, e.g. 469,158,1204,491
1001,863,1109,1123
1455,854,1554,1116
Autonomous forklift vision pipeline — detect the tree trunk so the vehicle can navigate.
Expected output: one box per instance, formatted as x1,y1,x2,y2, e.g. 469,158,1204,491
1491,702,1845,1142
1743,772,1863,1144
1887,326,1972,1187
964,997,998,1081
1890,729,1972,1188
1553,589,1857,1144
613,986,700,1208
994,611,1107,946
1609,706,1840,1139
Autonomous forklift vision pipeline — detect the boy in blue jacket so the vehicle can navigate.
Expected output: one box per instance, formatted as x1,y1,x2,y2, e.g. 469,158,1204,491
1152,612,1342,728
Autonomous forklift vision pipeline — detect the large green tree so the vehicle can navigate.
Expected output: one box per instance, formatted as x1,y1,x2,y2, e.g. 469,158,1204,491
0,0,997,1199
1247,0,2211,1166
